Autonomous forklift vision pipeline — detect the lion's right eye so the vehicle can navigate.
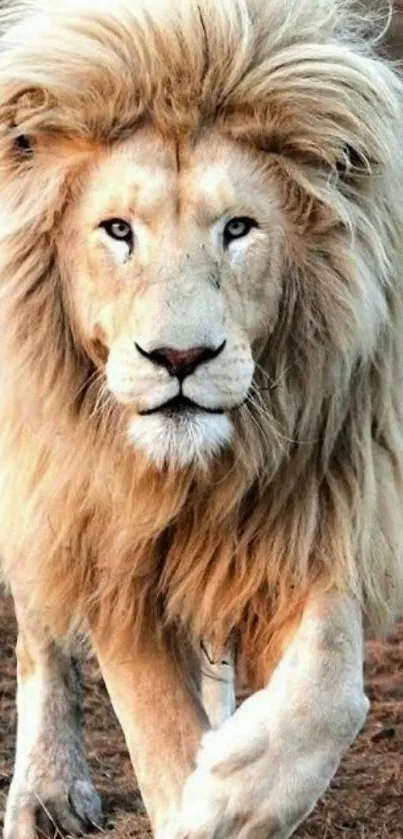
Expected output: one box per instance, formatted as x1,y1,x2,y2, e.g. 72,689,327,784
100,218,133,246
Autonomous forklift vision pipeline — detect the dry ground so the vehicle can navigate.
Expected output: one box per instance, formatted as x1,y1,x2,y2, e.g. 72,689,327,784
0,595,403,839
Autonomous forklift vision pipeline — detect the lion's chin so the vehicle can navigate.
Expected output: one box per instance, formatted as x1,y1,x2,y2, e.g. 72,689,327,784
128,411,233,470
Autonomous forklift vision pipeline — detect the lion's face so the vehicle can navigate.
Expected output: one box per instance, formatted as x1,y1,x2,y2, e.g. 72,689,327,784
63,128,284,468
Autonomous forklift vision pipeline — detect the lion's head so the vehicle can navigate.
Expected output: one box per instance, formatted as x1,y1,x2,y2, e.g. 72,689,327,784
0,0,400,477
1,0,403,665
61,127,284,468
1,0,400,476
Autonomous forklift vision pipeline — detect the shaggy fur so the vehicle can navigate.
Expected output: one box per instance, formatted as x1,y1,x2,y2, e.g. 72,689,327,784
0,0,403,685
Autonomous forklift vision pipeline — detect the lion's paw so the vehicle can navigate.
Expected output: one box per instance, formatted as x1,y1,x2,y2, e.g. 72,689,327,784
174,688,340,839
177,766,281,839
4,777,103,839
174,692,280,839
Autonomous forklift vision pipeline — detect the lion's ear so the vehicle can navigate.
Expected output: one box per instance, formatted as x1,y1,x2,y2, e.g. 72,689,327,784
13,133,34,158
336,144,374,178
7,88,50,161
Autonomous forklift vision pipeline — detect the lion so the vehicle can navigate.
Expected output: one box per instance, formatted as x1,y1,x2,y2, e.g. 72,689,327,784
1,0,403,837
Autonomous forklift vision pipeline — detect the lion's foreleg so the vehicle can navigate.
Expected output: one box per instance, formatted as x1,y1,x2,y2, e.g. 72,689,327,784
93,632,209,838
176,592,369,839
5,596,102,839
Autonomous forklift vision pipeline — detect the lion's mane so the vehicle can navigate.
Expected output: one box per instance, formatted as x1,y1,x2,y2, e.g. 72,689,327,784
0,0,403,683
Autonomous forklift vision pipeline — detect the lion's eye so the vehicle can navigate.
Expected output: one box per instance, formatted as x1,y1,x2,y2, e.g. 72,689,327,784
223,216,257,247
100,218,133,245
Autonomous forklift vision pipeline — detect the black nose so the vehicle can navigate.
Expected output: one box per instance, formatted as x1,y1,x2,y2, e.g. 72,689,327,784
135,340,226,379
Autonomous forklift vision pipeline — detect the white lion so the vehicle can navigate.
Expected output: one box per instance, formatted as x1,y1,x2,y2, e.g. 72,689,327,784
1,0,403,837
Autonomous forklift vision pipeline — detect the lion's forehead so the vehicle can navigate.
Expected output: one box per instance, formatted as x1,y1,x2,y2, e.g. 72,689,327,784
80,128,274,230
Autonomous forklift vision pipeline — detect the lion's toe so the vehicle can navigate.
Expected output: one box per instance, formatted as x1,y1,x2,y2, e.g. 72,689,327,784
35,780,104,837
5,778,103,839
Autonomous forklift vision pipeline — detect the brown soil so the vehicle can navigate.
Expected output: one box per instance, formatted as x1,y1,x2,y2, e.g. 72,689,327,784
1,595,403,838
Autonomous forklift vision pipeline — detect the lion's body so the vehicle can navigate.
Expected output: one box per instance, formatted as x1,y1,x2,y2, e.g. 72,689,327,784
0,0,403,683
2,1,403,837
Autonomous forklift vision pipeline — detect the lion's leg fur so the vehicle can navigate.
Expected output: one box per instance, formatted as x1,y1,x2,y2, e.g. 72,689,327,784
4,596,102,839
177,592,370,839
200,644,235,728
93,631,210,838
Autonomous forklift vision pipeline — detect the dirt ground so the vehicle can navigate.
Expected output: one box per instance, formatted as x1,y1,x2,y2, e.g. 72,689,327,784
0,596,403,838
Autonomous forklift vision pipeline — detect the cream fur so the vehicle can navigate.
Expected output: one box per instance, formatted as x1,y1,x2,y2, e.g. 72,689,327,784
177,593,369,839
1,0,403,836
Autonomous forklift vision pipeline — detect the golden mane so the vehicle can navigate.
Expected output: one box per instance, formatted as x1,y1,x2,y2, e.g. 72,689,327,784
0,0,403,685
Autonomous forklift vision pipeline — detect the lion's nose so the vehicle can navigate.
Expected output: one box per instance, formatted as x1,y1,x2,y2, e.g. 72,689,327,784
135,341,226,379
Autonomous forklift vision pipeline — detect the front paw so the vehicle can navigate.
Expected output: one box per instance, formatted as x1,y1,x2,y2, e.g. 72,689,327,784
178,764,284,839
177,739,284,838
174,690,342,839
4,776,103,839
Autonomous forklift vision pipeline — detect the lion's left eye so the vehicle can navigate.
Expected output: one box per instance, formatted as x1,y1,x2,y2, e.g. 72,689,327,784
223,216,257,247
100,218,133,245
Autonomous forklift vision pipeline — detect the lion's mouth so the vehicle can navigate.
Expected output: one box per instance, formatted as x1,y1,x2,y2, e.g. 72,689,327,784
139,394,224,417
